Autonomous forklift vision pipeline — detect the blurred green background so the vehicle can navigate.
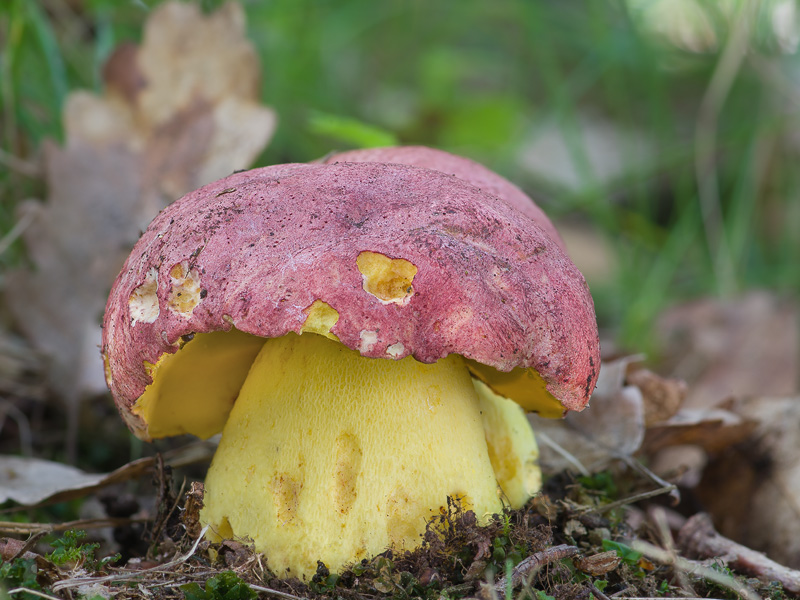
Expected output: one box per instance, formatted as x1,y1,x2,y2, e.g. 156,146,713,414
2,0,799,352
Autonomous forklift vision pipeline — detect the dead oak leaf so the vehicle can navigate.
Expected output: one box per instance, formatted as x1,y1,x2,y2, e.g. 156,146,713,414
642,405,756,455
64,0,276,224
695,396,800,568
4,1,275,409
5,140,143,402
625,365,687,426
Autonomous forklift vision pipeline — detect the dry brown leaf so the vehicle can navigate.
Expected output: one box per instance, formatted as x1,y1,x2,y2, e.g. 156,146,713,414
4,1,275,417
695,396,800,568
656,291,798,408
0,456,147,506
642,403,757,490
5,141,143,401
0,442,215,507
626,365,687,426
574,550,622,576
643,405,756,455
530,355,646,473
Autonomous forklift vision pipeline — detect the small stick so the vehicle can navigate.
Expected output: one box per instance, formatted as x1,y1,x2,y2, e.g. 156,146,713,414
631,538,761,600
589,581,612,600
51,525,209,591
579,484,677,516
489,544,579,593
0,149,39,177
649,506,696,596
249,584,310,600
0,517,151,535
679,512,800,594
619,455,681,506
7,588,62,600
0,210,36,257
536,432,590,476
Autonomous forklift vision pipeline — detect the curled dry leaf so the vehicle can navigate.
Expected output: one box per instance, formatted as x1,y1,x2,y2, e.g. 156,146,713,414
574,550,622,576
642,405,757,455
530,355,645,473
695,396,800,568
0,455,124,506
0,442,214,508
4,1,275,410
182,481,205,540
625,365,686,426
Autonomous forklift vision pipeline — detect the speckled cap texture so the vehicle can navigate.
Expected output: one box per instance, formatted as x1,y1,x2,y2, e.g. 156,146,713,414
326,146,565,250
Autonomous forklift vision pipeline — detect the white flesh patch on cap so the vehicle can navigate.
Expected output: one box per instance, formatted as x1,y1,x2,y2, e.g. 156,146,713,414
386,342,405,358
129,267,160,326
358,330,378,354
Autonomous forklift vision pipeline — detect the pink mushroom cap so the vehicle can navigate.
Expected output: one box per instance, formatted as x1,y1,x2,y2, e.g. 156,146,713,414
102,160,599,439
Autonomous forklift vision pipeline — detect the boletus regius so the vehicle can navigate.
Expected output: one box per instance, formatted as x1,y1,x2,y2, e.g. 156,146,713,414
102,150,600,579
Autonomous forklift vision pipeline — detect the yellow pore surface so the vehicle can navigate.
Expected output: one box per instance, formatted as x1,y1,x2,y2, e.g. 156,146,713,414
133,329,266,439
466,359,565,418
201,332,504,579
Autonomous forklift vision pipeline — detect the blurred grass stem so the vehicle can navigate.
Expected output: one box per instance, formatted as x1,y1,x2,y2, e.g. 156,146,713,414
694,0,760,296
0,210,35,257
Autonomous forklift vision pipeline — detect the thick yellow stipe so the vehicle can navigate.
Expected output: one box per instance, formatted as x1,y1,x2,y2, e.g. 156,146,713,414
201,332,504,579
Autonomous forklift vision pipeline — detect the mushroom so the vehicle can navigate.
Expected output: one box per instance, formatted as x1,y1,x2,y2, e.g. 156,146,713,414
102,158,600,579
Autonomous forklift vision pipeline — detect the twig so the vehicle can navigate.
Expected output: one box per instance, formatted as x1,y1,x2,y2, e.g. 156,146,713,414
487,544,579,594
0,398,34,457
649,506,696,596
618,455,680,505
249,584,310,600
7,588,62,600
52,525,210,591
536,431,590,476
579,483,677,516
0,517,151,535
148,453,182,554
9,531,48,562
631,538,761,600
0,148,39,177
589,582,612,600
678,512,800,594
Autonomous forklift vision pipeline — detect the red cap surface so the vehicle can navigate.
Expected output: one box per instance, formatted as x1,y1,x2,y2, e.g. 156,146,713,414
326,146,565,250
